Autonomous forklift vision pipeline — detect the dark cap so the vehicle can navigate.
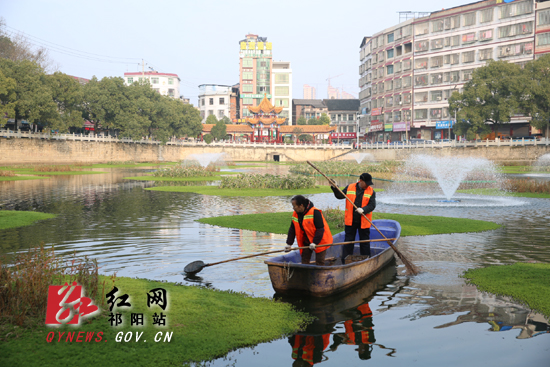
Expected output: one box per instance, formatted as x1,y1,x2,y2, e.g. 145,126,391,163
359,173,373,186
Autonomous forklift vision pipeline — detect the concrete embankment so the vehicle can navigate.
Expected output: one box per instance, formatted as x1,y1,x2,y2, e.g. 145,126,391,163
0,138,548,165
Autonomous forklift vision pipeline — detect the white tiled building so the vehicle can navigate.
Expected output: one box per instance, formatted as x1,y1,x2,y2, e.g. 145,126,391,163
360,0,540,142
271,61,293,125
124,72,180,98
198,85,232,122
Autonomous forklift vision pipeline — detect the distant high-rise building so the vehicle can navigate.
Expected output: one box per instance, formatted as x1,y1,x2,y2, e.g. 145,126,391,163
239,34,272,118
327,85,340,99
303,85,316,99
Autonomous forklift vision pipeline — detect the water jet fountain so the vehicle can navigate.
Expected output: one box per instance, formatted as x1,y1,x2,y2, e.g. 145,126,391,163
379,154,525,207
346,152,375,164
183,153,228,168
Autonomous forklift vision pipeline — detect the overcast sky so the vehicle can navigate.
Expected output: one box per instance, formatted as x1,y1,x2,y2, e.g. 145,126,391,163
1,0,466,104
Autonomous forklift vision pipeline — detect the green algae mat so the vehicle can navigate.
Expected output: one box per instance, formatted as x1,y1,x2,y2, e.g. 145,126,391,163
198,212,501,237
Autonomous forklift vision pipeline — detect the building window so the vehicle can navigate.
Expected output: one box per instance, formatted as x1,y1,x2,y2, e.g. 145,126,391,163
431,73,443,85
462,51,475,63
415,22,429,36
127,77,133,83
218,110,225,118
430,56,443,68
168,89,174,96
151,77,159,84
275,98,289,107
387,33,394,43
386,96,393,107
208,110,214,116
462,69,474,81
463,12,476,27
462,32,477,44
386,65,394,75
168,78,174,85
242,84,253,92
480,29,493,41
243,58,253,67
209,98,214,105
275,73,289,83
415,109,427,120
242,72,253,80
414,74,428,87
415,92,428,103
274,86,289,96
431,90,443,102
219,98,225,105
432,19,444,32
431,38,444,50
539,9,550,26
430,108,442,119
415,40,429,52
451,35,460,46
480,8,493,23
499,0,533,19
403,93,411,104
479,48,493,61
403,59,412,71
537,33,550,47
414,58,428,70
201,98,205,106
498,22,533,38
450,71,460,83
387,49,394,59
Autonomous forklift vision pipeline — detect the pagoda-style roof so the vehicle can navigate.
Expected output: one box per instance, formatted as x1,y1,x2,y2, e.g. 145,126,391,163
279,125,337,133
201,124,253,133
247,94,284,114
245,116,287,125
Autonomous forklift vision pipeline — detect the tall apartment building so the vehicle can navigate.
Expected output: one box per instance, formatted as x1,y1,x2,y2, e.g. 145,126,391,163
272,61,293,125
303,84,316,99
535,1,550,56
239,34,272,118
360,0,541,142
124,71,180,98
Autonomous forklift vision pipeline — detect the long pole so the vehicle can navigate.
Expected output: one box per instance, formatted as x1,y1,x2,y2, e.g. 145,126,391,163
306,161,419,275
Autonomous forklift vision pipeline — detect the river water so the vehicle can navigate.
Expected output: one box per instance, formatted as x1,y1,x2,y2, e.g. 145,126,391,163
0,165,549,367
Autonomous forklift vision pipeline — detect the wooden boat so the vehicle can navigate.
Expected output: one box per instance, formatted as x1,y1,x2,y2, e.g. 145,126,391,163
264,219,401,297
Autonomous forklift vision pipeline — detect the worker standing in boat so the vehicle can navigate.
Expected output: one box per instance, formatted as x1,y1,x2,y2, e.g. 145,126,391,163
285,195,333,265
330,173,376,261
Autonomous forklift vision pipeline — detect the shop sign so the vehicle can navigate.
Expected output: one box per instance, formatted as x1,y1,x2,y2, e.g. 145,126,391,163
392,122,410,132
436,120,454,129
240,94,272,99
384,123,393,131
371,108,383,116
370,122,384,132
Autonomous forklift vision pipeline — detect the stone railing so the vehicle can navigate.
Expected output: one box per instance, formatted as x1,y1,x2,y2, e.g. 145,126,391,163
1,129,548,149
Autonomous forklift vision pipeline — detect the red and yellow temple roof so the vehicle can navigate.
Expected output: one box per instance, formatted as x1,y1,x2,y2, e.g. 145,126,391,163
247,94,284,114
245,116,287,125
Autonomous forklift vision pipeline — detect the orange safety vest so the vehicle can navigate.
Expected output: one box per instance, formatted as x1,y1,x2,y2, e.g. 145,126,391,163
291,334,330,364
292,206,333,254
345,183,373,229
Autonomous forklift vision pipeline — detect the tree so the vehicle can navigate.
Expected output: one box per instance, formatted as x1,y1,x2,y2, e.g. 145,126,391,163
449,60,525,139
205,114,218,125
210,119,227,140
203,134,214,144
46,72,84,132
523,54,550,138
220,116,231,124
307,117,322,125
319,113,331,125
169,102,202,139
0,69,16,124
298,133,313,142
296,116,307,125
0,58,58,126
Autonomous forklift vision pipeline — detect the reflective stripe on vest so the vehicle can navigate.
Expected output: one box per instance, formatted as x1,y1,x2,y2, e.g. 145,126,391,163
344,183,373,229
292,206,333,254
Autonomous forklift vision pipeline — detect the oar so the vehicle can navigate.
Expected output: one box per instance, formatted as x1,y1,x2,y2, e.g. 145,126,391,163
307,160,419,275
183,238,397,274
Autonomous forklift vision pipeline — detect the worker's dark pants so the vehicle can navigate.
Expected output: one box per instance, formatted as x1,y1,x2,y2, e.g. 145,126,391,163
343,223,371,260
301,248,326,265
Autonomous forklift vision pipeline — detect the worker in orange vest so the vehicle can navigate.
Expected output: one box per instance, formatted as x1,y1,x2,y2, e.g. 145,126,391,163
289,334,331,366
285,195,333,265
329,302,376,360
331,173,376,261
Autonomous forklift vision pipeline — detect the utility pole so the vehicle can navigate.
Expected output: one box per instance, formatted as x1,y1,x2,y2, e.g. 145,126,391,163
142,59,145,83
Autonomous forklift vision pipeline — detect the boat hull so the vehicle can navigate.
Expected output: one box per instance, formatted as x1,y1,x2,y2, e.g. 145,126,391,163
264,219,401,297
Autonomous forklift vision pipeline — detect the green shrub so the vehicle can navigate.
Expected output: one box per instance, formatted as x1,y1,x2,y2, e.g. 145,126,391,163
290,160,400,176
153,165,218,178
203,134,214,144
219,173,316,189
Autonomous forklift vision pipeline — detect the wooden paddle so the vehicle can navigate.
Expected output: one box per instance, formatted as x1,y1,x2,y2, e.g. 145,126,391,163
183,238,397,274
306,160,419,275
